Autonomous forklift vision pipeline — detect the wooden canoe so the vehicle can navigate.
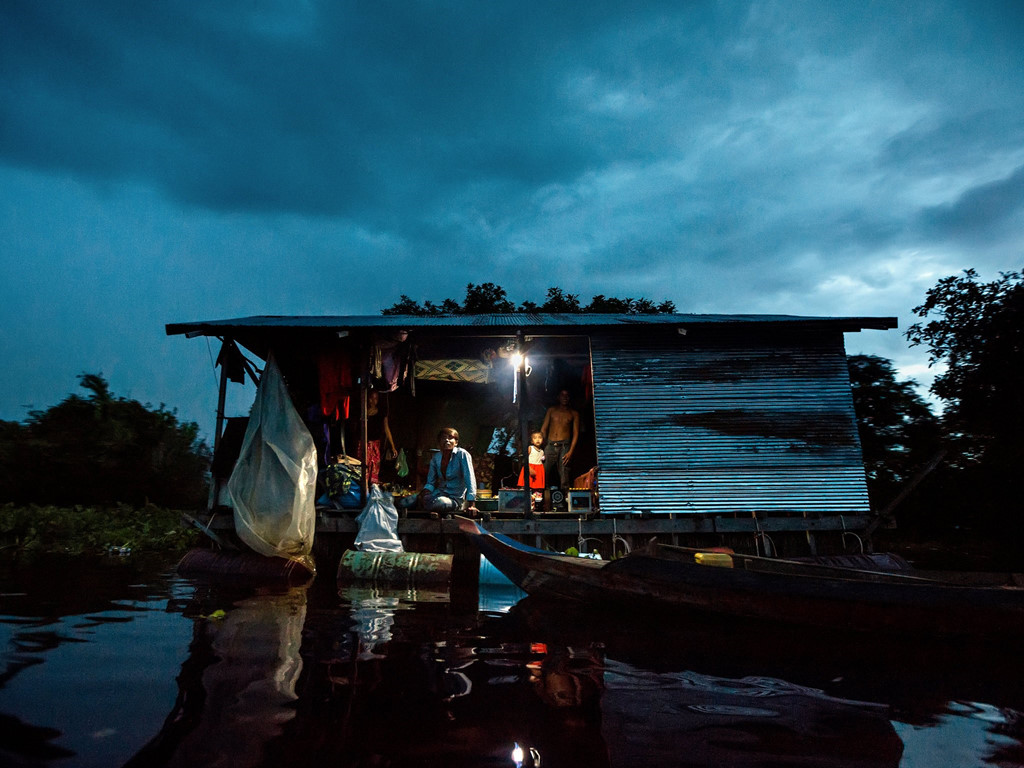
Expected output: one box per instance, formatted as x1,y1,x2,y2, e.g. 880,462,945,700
457,517,1024,636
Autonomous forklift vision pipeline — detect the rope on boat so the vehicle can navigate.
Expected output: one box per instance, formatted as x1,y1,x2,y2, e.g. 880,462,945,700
573,516,633,558
840,515,865,554
753,517,777,558
611,518,631,558
576,516,602,556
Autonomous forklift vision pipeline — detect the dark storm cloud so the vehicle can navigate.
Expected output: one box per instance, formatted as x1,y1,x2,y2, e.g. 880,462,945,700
919,164,1024,240
0,1,847,224
1,1,670,216
880,110,1024,176
3,0,1024,433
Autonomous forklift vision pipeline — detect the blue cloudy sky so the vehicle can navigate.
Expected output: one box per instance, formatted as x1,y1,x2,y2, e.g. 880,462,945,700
2,1,1022,439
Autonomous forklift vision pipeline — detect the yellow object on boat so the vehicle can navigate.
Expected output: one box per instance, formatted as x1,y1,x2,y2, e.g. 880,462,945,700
694,552,734,568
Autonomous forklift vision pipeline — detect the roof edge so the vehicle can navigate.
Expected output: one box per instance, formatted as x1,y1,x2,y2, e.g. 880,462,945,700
166,313,898,337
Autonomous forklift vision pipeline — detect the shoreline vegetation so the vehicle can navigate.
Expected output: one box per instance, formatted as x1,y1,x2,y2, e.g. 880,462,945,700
0,502,200,561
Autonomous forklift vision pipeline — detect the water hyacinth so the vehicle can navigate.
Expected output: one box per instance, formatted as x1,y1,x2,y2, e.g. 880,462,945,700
0,502,199,560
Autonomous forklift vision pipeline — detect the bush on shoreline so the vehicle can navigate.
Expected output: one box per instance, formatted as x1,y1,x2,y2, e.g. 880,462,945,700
0,503,200,559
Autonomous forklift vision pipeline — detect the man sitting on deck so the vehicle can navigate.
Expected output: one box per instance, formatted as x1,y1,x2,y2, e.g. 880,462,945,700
417,427,481,519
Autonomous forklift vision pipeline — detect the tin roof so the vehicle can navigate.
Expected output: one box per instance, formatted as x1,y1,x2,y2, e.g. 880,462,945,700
167,312,897,337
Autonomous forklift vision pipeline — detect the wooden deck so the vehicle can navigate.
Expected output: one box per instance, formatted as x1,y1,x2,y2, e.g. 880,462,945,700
198,508,880,560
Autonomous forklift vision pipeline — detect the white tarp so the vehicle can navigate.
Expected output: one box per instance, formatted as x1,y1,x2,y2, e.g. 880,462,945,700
228,353,317,573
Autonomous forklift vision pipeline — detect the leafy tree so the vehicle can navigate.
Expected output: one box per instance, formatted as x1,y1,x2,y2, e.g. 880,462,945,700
462,282,517,314
847,355,942,514
586,294,676,313
382,283,676,315
382,294,428,315
0,374,210,508
538,287,582,313
906,268,1024,463
904,268,1024,537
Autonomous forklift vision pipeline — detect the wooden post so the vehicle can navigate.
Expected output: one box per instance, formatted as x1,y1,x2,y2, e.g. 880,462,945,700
208,343,231,512
213,342,229,457
517,332,533,519
360,386,369,504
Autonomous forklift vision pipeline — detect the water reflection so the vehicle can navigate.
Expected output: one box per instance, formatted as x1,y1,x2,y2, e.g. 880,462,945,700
342,585,450,659
2,560,1024,767
601,662,902,767
126,586,306,768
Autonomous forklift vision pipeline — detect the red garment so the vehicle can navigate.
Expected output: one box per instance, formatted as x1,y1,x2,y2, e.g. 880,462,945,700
318,350,352,420
357,440,383,484
581,363,593,400
517,461,546,489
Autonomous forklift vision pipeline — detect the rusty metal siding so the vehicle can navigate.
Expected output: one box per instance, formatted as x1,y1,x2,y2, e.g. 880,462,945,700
590,332,869,516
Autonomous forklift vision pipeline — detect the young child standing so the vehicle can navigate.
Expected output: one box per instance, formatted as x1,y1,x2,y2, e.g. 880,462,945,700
517,431,546,491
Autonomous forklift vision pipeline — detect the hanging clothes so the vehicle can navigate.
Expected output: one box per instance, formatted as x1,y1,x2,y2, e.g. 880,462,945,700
318,349,353,420
581,363,593,401
369,331,411,392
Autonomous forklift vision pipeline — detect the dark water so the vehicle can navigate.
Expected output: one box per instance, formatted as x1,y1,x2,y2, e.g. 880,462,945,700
2,556,1023,768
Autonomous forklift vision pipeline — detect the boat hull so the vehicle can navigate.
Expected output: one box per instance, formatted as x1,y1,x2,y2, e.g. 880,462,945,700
461,519,1024,636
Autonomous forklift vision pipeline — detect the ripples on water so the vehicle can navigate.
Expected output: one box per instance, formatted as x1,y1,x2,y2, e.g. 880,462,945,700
1,555,1023,767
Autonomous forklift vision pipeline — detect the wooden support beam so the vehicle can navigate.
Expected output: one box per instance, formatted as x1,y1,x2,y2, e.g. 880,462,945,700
205,512,873,537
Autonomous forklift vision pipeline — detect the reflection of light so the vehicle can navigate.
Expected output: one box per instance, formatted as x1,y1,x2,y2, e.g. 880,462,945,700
509,352,532,374
511,742,541,767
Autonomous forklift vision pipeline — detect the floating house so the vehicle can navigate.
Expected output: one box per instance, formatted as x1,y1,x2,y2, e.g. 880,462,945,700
167,312,896,558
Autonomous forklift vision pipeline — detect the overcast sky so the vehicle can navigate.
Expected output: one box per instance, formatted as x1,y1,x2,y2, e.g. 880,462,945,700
2,1,1022,440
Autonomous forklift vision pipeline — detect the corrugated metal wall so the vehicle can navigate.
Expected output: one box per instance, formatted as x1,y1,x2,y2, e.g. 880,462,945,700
590,331,870,516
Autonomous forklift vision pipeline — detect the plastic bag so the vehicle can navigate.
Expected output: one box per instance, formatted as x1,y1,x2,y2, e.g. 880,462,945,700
396,448,409,478
354,485,404,553
227,353,317,573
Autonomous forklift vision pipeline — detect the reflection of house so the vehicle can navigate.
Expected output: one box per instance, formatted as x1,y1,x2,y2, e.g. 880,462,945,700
167,312,896,552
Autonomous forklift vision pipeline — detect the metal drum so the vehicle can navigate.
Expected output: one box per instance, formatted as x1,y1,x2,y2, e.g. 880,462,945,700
176,548,316,586
337,549,454,587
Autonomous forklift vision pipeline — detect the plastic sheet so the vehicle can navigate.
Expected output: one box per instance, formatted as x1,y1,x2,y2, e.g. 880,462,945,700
228,354,317,573
354,485,404,553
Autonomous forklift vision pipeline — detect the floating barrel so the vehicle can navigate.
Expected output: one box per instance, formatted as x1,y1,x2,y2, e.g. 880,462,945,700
177,548,316,586
337,549,453,587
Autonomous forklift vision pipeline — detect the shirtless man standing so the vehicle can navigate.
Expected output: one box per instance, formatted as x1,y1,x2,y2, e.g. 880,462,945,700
540,389,579,490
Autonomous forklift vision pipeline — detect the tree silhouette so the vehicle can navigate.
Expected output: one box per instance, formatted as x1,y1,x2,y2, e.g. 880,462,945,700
847,355,941,518
904,268,1024,539
0,374,210,508
906,268,1023,462
382,283,676,315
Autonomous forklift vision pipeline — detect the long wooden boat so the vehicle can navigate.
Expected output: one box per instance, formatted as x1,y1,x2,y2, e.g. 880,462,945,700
458,517,1024,636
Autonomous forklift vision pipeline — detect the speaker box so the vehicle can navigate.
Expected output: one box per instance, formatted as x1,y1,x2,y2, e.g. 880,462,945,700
549,488,567,510
499,489,531,510
568,489,592,512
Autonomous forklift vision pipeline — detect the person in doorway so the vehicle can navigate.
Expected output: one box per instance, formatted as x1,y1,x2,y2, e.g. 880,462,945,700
358,390,397,486
541,389,579,490
516,431,546,490
418,427,480,518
